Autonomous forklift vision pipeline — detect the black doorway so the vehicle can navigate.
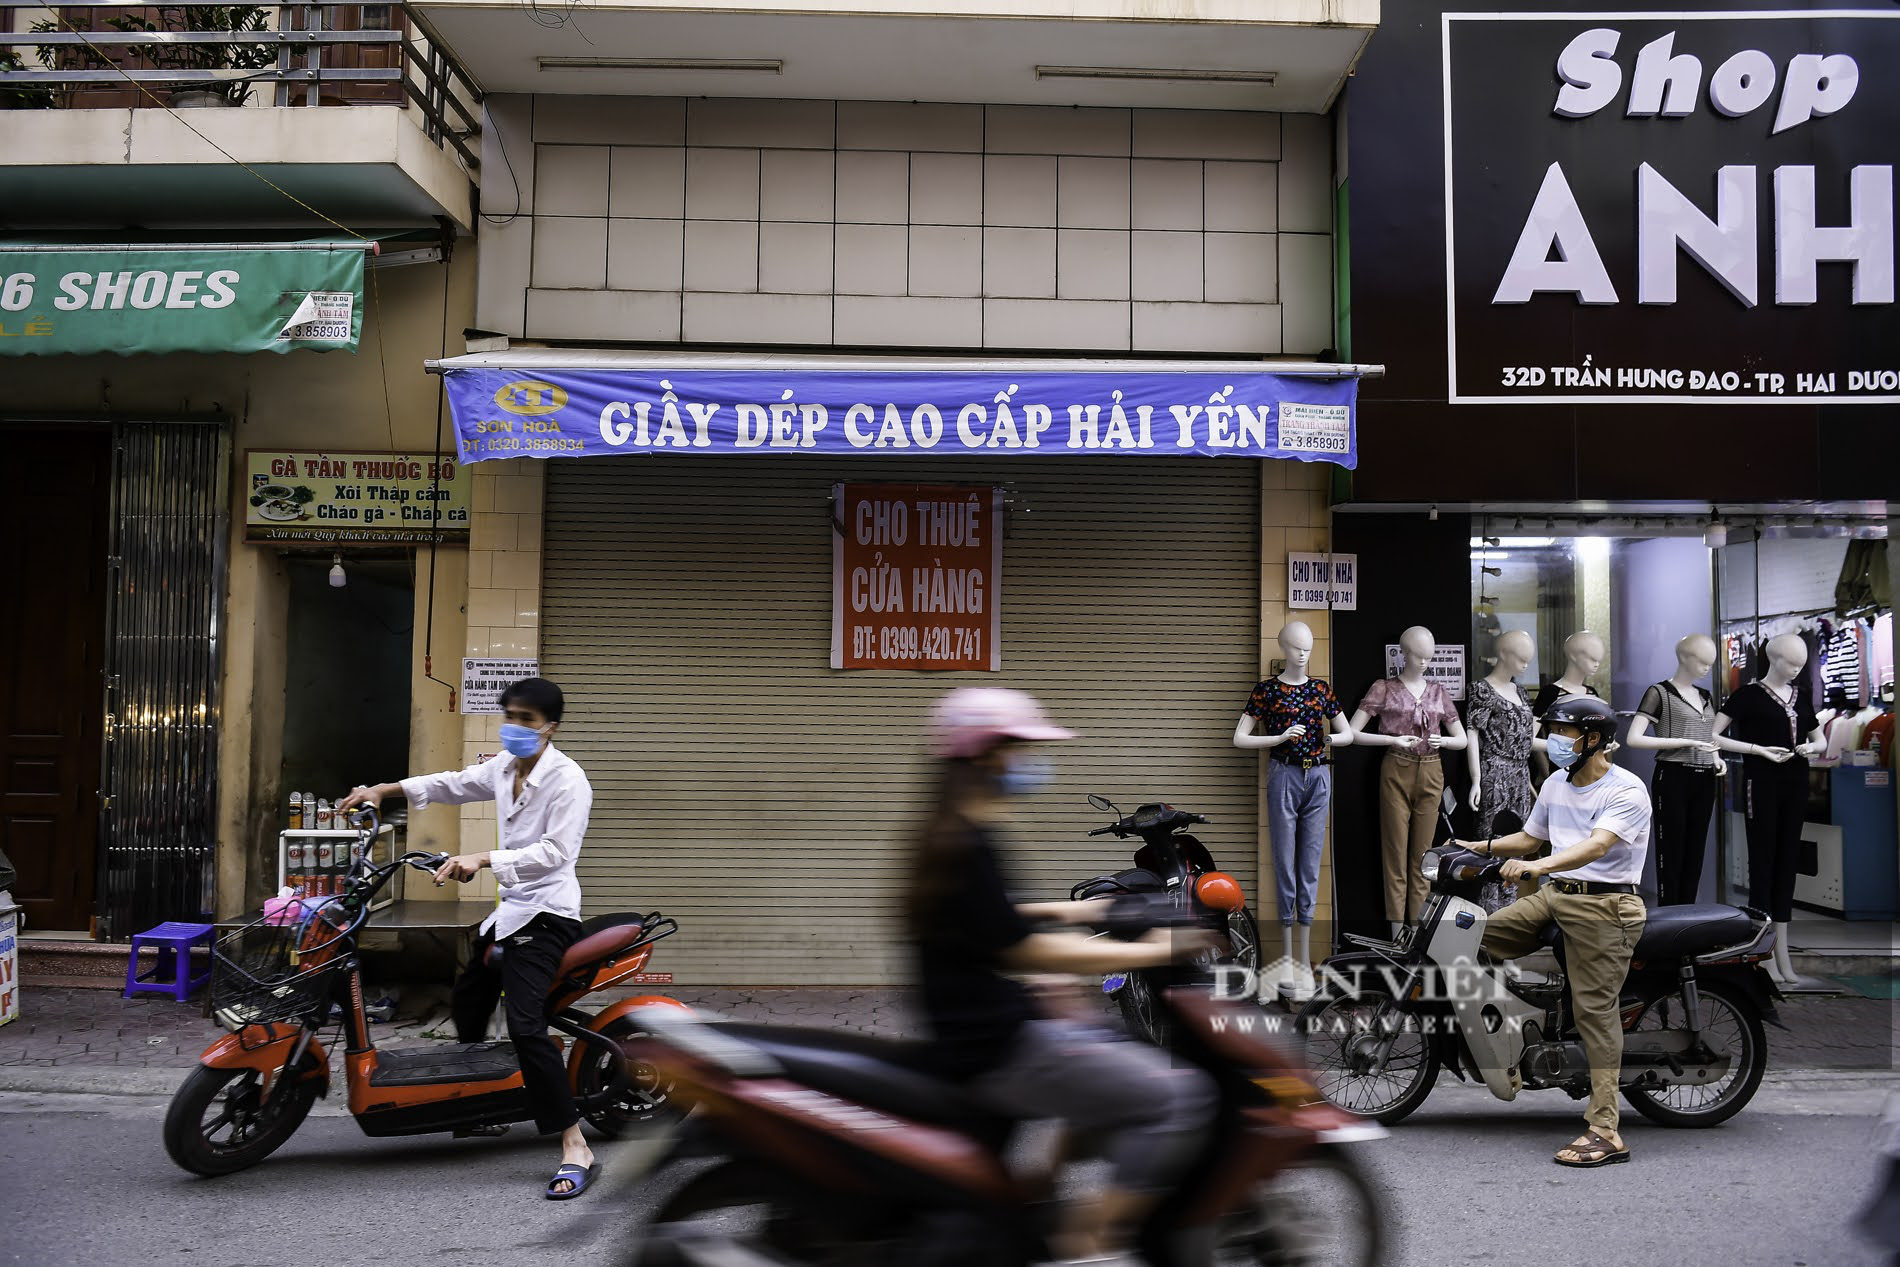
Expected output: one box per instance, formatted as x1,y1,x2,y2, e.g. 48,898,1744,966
282,558,413,806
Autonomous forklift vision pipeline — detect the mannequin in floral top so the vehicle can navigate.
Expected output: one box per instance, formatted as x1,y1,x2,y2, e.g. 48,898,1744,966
1466,629,1537,911
1234,620,1355,999
1350,625,1469,931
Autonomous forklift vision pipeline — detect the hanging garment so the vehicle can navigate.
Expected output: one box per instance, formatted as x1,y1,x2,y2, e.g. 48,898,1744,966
1836,540,1892,618
1823,621,1862,709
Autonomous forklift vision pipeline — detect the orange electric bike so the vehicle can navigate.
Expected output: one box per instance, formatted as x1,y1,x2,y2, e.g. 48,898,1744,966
164,808,687,1176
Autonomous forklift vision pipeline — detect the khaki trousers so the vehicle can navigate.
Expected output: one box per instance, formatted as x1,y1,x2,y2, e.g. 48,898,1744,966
1483,886,1647,1136
1379,749,1443,923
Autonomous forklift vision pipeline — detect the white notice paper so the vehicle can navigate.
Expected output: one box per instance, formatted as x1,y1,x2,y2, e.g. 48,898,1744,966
461,658,539,715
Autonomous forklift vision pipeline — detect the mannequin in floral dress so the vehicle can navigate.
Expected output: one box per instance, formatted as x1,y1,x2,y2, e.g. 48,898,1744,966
1467,629,1537,910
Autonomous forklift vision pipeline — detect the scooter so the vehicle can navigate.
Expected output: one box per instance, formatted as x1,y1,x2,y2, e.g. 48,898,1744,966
164,807,687,1176
1070,795,1261,1045
1296,836,1780,1128
624,894,1388,1267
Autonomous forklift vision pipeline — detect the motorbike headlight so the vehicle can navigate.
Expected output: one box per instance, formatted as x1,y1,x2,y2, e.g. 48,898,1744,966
1420,852,1442,883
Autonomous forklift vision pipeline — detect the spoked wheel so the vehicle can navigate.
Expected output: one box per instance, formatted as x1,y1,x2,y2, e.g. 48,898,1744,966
1215,1151,1386,1267
163,1064,318,1176
1116,970,1171,1047
1621,980,1766,1127
1296,986,1440,1125
1225,906,1263,974
574,1018,674,1138
631,1162,876,1267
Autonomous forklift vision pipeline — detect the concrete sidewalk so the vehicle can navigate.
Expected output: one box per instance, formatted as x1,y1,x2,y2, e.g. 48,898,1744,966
0,981,1893,1097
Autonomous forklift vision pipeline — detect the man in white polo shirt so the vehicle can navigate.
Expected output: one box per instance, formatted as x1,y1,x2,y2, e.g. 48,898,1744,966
1453,694,1649,1170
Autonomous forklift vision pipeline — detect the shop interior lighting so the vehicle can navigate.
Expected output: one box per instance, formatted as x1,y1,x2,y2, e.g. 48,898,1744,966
1469,536,1555,548
537,56,783,73
1469,550,1511,561
329,554,346,588
1705,521,1729,547
1034,65,1277,84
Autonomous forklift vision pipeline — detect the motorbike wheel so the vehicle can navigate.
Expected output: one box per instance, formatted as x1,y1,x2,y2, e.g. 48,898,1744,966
574,1016,674,1138
1116,970,1172,1047
163,1063,318,1177
1225,905,1262,973
1215,1150,1387,1267
1296,986,1440,1125
630,1161,873,1267
1621,979,1766,1128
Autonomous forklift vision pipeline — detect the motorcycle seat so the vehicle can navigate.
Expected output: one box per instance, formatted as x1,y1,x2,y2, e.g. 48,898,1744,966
482,912,647,985
1534,903,1761,964
716,1022,1010,1133
1632,904,1762,960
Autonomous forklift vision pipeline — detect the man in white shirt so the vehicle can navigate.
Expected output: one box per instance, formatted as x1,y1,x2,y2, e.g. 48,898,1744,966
1453,695,1649,1170
339,677,599,1199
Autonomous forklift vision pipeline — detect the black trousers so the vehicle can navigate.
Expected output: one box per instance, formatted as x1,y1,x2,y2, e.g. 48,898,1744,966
1743,759,1809,923
453,912,583,1135
1652,763,1718,906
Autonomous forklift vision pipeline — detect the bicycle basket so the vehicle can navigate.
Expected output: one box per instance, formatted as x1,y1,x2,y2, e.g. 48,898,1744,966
209,901,353,1029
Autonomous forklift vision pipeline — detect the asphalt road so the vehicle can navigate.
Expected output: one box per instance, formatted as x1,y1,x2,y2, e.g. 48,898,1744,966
0,1073,1889,1267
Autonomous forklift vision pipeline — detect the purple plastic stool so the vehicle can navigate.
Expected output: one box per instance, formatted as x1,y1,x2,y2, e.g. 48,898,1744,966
123,921,215,1002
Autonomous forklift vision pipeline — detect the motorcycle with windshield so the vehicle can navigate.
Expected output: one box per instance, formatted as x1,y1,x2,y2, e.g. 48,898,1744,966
164,807,685,1176
1297,816,1779,1128
1069,795,1261,1045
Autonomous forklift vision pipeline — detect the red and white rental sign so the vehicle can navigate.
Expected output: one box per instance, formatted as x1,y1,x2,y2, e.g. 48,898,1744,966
832,483,1001,671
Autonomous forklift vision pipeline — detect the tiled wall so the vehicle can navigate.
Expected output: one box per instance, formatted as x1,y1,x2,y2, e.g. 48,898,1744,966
478,96,1334,356
448,460,547,899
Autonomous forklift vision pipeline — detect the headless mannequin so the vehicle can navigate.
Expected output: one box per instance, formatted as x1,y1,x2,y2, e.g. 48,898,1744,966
1713,634,1827,985
1626,635,1725,905
1351,625,1469,937
1235,622,1353,998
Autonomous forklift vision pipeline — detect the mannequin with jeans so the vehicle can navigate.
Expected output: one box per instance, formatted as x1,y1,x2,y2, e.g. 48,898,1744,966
1233,620,1354,999
1713,633,1827,985
1351,625,1468,933
1626,634,1724,905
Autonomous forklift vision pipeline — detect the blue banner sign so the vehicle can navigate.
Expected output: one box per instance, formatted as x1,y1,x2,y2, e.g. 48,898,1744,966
440,368,1358,467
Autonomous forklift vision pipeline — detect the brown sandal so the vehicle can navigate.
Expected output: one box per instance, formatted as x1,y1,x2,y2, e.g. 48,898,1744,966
1554,1130,1629,1168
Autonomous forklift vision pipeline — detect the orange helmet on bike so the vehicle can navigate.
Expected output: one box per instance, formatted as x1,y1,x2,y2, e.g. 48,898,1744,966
1195,871,1246,913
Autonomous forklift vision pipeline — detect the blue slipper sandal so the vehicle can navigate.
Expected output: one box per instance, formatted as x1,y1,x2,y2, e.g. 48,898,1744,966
545,1161,598,1200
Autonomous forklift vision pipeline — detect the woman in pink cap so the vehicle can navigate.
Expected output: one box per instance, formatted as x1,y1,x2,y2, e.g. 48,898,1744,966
906,686,1217,1267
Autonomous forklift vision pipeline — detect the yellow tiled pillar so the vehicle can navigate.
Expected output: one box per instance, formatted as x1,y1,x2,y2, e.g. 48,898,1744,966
446,459,546,902
1258,460,1337,934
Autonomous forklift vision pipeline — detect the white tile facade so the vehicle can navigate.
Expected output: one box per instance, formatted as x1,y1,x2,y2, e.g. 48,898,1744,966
482,96,1333,355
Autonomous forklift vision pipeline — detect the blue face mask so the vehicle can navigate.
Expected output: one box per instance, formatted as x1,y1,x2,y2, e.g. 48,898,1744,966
998,754,1054,797
1546,733,1581,770
500,722,547,759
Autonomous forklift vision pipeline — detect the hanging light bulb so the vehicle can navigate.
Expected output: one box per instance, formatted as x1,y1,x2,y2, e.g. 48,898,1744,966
329,553,347,588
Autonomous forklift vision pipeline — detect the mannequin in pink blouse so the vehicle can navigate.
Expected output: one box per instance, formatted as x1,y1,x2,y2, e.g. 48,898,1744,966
1351,625,1469,934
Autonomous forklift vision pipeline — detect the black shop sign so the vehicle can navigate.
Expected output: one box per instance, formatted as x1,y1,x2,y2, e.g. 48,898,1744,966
1444,10,1899,404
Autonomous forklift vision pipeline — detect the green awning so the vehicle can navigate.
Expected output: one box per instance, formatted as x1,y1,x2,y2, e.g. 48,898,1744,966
0,229,437,356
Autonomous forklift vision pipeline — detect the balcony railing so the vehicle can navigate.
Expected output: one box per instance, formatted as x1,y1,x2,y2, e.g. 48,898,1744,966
0,3,481,169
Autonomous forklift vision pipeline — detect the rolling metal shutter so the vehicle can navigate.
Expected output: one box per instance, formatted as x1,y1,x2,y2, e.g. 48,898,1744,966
541,454,1260,985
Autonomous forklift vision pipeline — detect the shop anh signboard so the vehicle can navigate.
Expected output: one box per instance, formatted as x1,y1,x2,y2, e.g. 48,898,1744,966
832,483,1001,671
243,451,468,544
0,242,367,355
1443,10,1900,403
439,367,1359,467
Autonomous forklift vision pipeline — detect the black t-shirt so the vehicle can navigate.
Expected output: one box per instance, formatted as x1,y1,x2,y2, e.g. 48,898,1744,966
912,826,1035,1080
1718,680,1819,769
1532,681,1600,717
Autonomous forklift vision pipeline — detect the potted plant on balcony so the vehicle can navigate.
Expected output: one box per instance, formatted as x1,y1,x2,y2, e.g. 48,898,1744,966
36,5,277,108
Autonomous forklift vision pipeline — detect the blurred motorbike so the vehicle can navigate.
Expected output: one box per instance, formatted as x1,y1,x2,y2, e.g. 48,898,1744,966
623,893,1387,1267
1070,795,1262,1046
